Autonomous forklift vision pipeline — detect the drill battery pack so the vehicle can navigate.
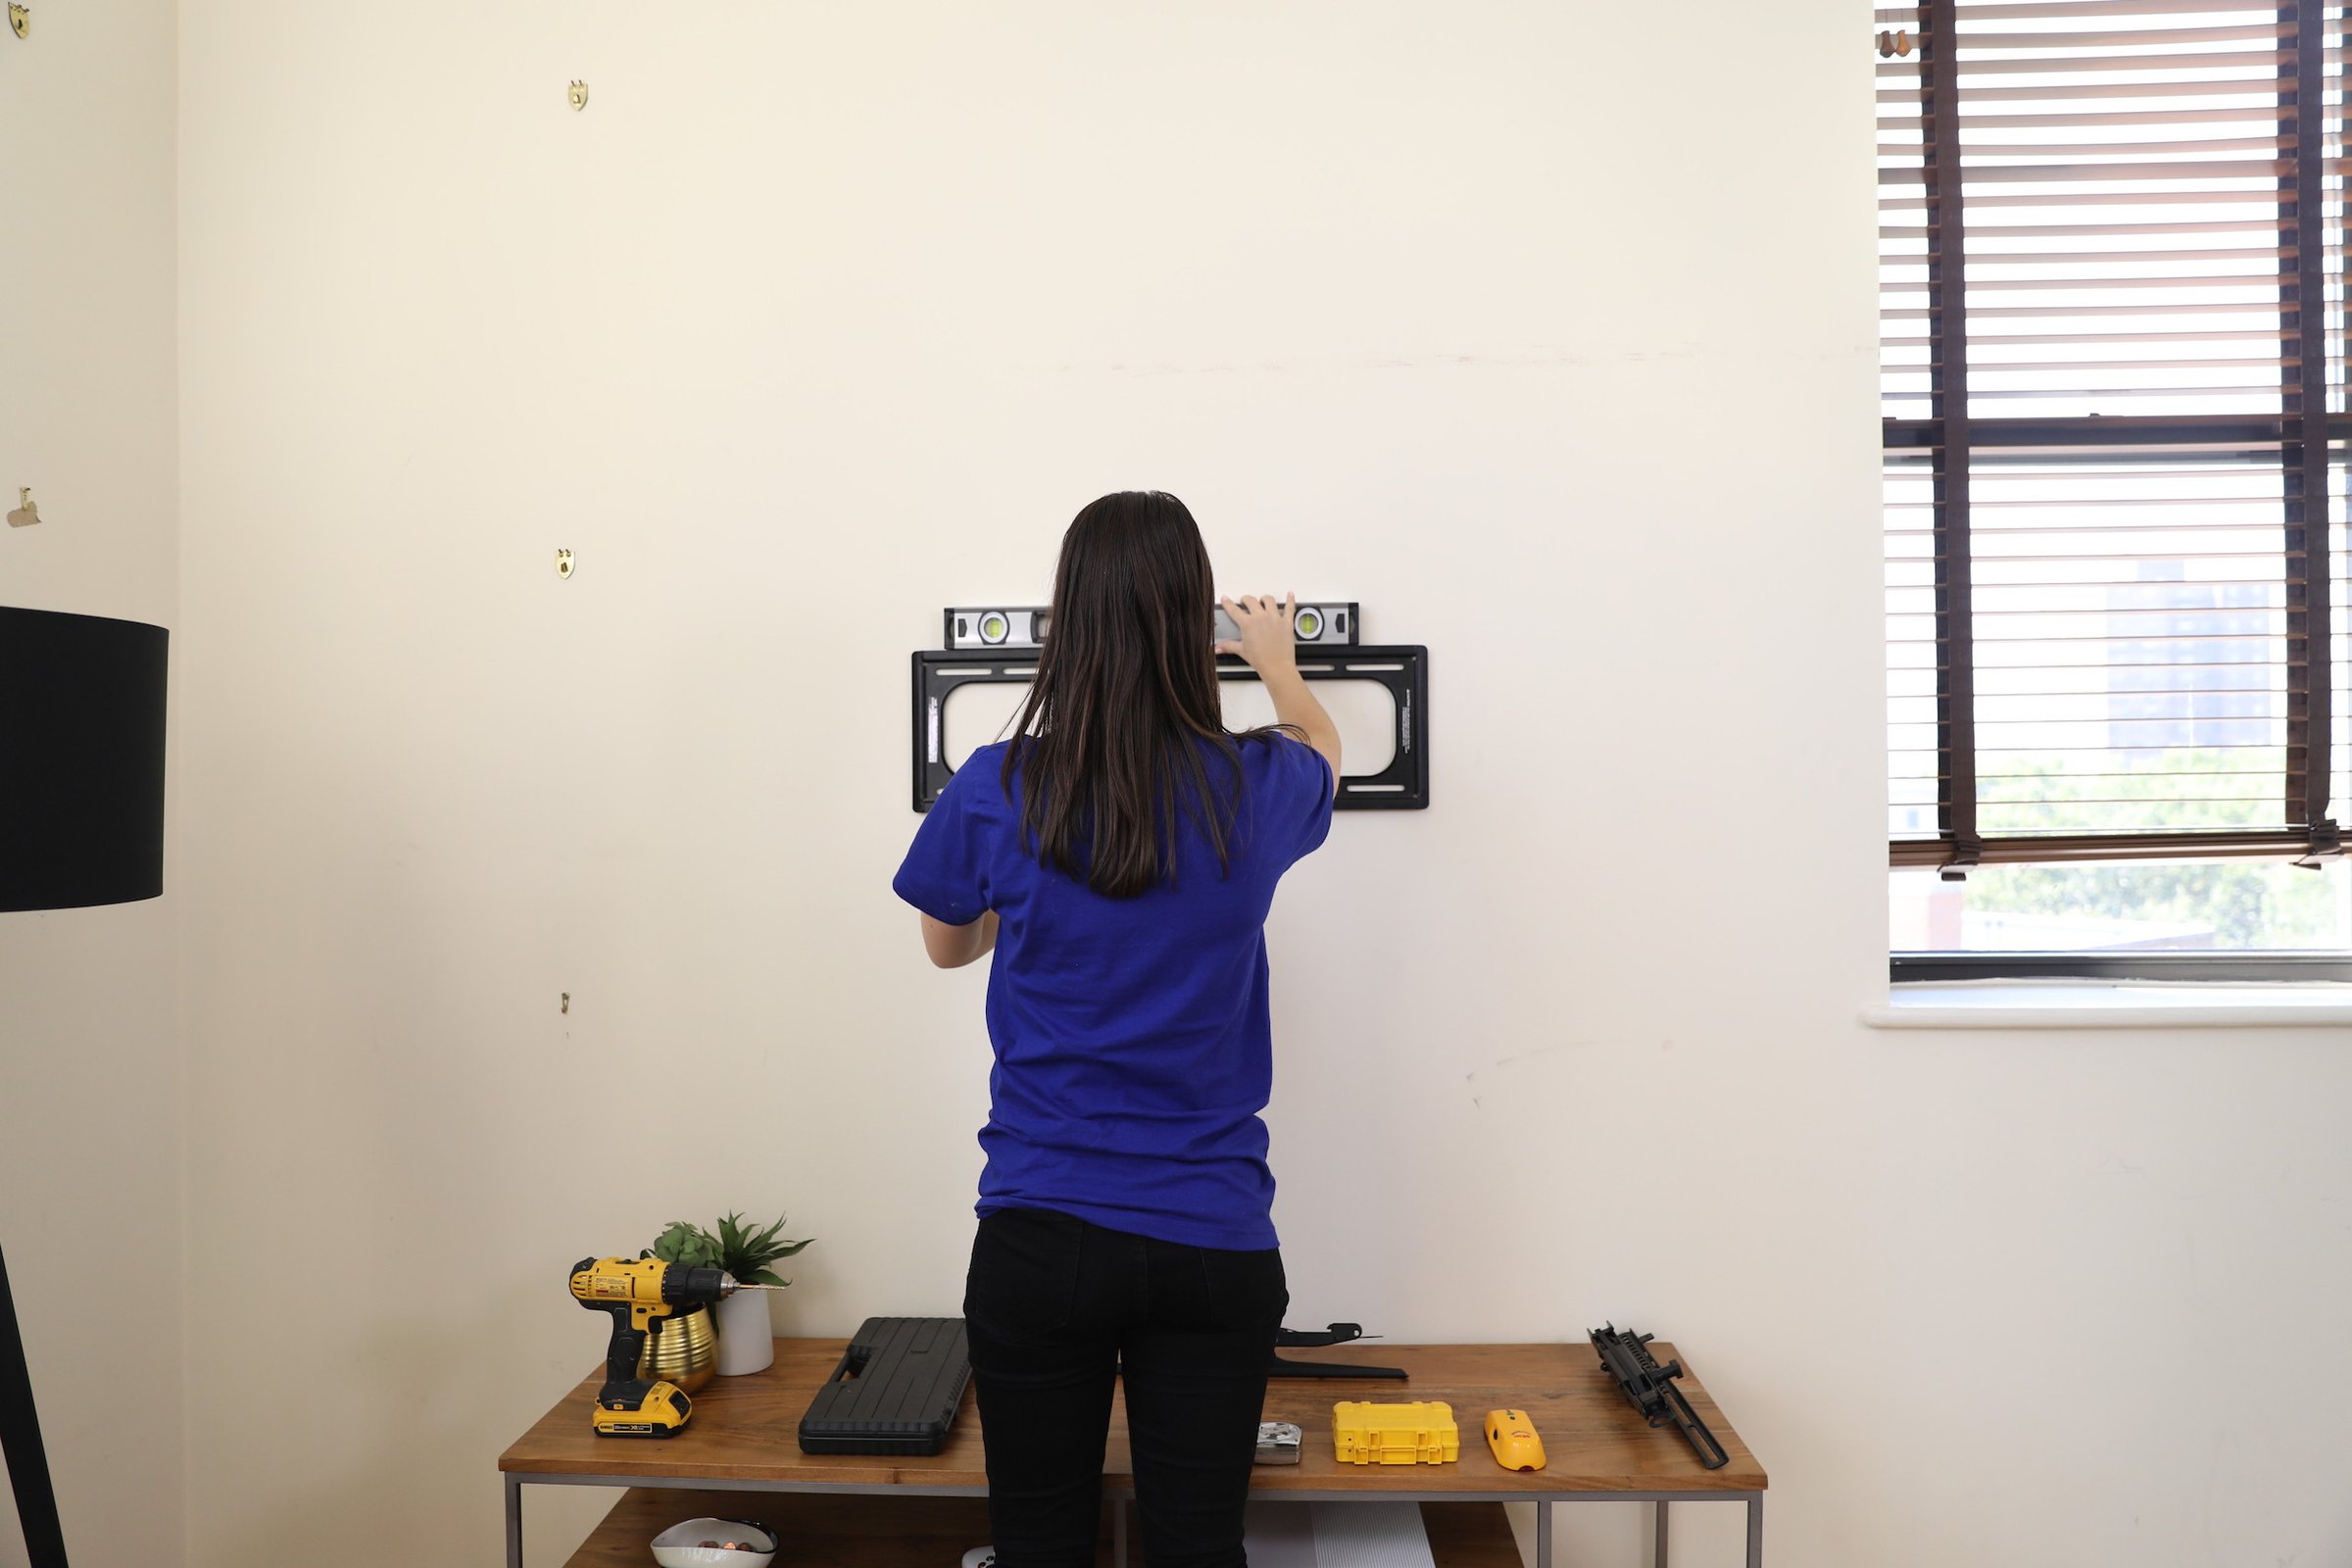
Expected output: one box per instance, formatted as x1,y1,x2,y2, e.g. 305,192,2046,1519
797,1316,973,1456
1332,1399,1460,1465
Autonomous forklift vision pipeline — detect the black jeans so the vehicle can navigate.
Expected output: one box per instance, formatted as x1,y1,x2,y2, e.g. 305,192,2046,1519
963,1206,1288,1568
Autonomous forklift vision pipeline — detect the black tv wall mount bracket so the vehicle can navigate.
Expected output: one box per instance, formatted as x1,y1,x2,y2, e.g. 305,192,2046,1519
909,646,1430,811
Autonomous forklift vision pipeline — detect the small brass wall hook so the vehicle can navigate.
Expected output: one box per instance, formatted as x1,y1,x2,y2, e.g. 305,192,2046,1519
567,79,588,111
8,6,28,40
6,488,39,528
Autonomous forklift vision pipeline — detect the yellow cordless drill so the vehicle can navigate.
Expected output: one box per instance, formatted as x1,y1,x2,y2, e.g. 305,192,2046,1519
567,1254,766,1437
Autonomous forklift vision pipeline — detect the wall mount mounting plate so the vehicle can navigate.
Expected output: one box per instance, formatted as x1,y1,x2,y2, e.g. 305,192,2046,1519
910,646,1428,811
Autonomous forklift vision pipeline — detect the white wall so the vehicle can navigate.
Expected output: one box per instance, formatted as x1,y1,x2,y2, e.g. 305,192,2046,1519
168,5,2352,1568
0,3,181,1567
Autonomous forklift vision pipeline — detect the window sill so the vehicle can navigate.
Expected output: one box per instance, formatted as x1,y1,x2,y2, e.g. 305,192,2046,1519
1864,978,2352,1030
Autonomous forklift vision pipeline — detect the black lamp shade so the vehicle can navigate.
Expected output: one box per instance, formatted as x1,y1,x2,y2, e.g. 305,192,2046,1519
0,607,169,912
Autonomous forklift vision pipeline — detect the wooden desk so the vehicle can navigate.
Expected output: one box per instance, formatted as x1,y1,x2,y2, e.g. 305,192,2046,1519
500,1337,1767,1567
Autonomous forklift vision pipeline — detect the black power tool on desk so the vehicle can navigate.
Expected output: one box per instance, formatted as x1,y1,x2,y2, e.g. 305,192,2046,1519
1591,1323,1728,1469
1268,1322,1406,1380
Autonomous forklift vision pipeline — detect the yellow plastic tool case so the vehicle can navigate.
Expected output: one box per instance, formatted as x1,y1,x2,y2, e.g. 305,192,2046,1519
1332,1399,1460,1465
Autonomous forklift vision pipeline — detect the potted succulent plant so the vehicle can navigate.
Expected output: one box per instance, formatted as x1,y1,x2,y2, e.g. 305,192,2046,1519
709,1211,813,1376
636,1221,723,1393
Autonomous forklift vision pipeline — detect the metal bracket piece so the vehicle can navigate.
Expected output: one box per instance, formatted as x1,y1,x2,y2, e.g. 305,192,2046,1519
910,646,1429,812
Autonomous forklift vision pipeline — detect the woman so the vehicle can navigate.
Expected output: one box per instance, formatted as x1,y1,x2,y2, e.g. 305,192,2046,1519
893,490,1341,1568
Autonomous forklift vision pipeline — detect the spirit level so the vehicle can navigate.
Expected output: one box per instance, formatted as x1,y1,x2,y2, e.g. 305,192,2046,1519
944,608,1049,651
945,602,1360,653
909,645,1428,811
1216,601,1358,648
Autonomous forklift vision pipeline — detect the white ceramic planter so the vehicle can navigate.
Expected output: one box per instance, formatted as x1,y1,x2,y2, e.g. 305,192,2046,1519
714,1287,776,1375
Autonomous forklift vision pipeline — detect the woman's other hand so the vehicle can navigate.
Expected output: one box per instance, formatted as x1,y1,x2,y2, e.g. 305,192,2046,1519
1218,593,1341,792
1217,594,1300,678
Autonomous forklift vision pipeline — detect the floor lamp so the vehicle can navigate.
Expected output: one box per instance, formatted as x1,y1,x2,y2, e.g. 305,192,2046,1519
0,605,170,1568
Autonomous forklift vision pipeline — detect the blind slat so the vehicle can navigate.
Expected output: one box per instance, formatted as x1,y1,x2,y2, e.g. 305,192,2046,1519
1949,358,2301,371
1886,299,2286,318
1948,218,2294,235
1892,329,2294,344
1885,188,2301,209
1960,24,2290,49
1952,272,2298,289
1954,251,2295,268
1879,106,2295,128
1881,157,2297,182
1927,137,2298,157
1884,75,2305,102
1936,0,2285,22
1888,49,2292,77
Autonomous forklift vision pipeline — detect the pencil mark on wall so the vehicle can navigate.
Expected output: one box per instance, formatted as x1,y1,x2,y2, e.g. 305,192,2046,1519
1464,1039,1673,1108
1470,1041,1576,1076
1051,346,1705,377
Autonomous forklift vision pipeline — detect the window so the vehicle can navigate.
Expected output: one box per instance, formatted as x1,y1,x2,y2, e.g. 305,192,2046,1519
1880,0,2352,977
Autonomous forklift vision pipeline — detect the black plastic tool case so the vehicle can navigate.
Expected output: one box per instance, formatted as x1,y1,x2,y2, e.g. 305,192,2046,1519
797,1316,972,1455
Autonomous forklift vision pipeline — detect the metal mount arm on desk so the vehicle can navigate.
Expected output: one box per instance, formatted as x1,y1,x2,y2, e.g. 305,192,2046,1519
1267,1322,1406,1380
1590,1321,1729,1469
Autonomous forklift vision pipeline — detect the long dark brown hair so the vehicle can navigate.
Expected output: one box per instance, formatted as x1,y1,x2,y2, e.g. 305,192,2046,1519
1002,491,1281,898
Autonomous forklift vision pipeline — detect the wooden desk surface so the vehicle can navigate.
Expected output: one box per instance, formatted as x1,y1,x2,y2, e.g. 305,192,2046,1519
501,1337,1766,1494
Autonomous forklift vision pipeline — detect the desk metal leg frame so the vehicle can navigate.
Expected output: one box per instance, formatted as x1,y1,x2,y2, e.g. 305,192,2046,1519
1252,1489,1760,1568
1525,1493,1761,1568
503,1473,993,1568
504,1477,1761,1568
1613,1494,1764,1568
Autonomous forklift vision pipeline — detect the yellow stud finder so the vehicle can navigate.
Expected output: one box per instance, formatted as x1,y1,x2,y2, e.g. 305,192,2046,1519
1484,1407,1547,1471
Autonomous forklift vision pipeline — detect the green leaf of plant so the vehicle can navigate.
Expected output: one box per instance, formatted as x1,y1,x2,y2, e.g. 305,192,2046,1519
748,1269,787,1288
652,1221,700,1263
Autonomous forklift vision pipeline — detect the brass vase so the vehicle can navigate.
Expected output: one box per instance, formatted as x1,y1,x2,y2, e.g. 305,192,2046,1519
635,1303,717,1394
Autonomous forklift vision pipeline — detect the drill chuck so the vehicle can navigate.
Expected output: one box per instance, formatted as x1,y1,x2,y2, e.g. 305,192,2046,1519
663,1264,734,1306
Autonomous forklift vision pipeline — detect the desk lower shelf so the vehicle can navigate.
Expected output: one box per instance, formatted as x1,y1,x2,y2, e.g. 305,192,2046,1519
565,1488,1523,1568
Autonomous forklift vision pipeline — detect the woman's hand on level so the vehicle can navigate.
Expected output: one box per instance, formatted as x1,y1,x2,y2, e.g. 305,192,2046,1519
1217,594,1299,678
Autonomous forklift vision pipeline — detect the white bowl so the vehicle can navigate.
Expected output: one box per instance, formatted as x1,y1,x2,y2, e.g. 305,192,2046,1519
650,1516,778,1568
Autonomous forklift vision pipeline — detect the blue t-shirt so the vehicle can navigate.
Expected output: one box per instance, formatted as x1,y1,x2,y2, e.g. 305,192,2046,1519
893,734,1334,1250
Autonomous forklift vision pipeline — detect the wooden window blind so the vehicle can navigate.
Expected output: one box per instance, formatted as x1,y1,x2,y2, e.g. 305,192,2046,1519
1881,0,2350,875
